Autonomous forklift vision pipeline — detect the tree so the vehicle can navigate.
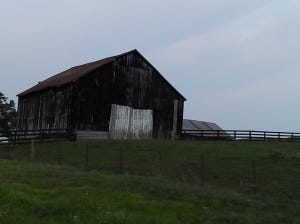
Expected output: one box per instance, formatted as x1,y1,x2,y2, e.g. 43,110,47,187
0,91,17,136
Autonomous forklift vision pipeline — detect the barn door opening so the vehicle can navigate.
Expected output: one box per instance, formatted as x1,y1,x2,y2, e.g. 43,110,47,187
109,104,153,140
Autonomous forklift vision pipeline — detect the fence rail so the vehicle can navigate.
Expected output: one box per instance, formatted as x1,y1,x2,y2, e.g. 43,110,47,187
2,129,300,143
181,129,300,141
0,129,72,143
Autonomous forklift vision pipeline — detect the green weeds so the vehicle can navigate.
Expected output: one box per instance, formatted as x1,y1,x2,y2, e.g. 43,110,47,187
0,140,299,223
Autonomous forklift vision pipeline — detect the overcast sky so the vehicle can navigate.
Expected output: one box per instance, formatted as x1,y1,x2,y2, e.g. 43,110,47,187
1,0,300,131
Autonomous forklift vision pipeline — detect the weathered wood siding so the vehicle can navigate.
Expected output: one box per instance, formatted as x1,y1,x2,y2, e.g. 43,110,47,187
68,64,113,132
109,104,153,139
17,51,185,139
109,104,131,139
129,107,153,139
17,86,72,130
110,52,184,138
77,131,108,140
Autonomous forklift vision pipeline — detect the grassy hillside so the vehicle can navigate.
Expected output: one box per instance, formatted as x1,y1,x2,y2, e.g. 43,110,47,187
0,140,299,223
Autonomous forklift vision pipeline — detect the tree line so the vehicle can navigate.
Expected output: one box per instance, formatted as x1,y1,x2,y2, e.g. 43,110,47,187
0,91,16,136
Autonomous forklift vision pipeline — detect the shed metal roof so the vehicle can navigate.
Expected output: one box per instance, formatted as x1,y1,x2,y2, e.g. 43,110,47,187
182,119,231,139
182,119,223,131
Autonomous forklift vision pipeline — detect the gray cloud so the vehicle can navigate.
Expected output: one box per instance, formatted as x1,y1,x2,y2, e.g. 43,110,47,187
1,0,299,131
152,0,300,130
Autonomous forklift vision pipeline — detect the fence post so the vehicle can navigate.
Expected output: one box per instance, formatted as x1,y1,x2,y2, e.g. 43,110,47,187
157,151,161,176
201,154,204,185
119,147,123,174
234,131,236,140
86,144,89,167
31,139,35,161
263,132,266,141
249,131,252,141
252,160,256,193
291,133,294,141
58,142,61,165
40,130,43,142
278,132,280,141
43,130,46,142
14,130,17,145
7,144,10,159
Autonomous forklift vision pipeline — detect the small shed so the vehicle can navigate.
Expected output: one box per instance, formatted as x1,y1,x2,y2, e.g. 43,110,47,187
17,50,186,139
182,119,230,140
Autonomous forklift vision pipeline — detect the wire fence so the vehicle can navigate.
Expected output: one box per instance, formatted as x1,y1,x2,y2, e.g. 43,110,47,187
0,140,298,199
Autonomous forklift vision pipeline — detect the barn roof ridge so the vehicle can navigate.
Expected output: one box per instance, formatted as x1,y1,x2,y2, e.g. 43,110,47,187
18,49,185,100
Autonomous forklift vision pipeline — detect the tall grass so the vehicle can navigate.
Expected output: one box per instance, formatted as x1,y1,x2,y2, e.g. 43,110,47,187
0,140,298,196
0,140,299,223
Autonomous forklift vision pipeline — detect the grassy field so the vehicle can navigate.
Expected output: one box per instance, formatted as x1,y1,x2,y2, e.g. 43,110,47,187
0,140,299,223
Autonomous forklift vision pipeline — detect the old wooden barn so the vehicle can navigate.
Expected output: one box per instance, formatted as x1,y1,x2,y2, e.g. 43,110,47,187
17,50,186,139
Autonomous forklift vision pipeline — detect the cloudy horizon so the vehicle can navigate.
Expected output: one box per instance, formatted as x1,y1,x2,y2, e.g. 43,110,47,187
1,0,300,131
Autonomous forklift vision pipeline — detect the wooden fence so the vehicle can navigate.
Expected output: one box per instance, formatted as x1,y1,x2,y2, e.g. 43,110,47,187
2,129,300,143
0,129,72,143
181,129,300,141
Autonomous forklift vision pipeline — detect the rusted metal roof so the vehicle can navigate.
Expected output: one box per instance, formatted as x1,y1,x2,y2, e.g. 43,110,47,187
18,49,186,100
18,55,117,96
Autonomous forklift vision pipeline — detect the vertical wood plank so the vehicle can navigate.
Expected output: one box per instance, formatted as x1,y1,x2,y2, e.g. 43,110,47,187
172,100,178,140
